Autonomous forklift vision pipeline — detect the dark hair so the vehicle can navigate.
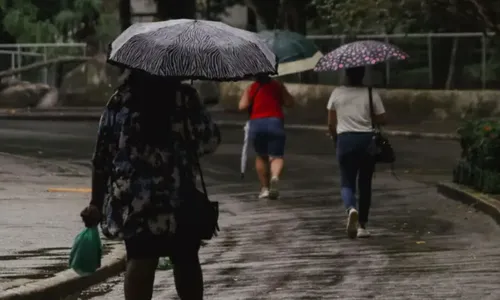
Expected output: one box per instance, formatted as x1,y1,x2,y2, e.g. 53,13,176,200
124,70,183,145
128,70,180,88
126,70,181,102
345,67,365,86
255,73,272,84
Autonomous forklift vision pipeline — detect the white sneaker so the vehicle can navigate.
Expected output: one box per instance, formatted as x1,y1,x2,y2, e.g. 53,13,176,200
269,177,280,199
346,209,359,239
258,188,270,199
357,227,371,238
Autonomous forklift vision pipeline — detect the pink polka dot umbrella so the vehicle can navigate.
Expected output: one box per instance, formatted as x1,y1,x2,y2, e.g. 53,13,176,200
314,40,409,72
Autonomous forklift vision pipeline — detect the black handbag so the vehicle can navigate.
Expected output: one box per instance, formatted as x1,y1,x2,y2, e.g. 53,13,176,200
368,87,396,164
177,96,220,241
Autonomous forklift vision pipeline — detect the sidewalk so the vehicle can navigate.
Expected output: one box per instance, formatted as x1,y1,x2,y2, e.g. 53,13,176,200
75,138,500,299
0,154,114,291
438,182,500,224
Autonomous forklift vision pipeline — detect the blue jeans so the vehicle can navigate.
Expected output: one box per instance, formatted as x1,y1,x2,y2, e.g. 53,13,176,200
336,132,375,224
249,117,286,157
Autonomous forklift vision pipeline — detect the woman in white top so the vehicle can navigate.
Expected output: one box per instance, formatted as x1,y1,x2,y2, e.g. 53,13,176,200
326,66,386,239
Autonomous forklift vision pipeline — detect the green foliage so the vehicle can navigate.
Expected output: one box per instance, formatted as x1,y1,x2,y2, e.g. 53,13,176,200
95,9,120,45
455,118,500,193
0,0,115,44
311,0,419,33
453,159,500,194
311,0,490,34
457,118,500,170
1,0,59,42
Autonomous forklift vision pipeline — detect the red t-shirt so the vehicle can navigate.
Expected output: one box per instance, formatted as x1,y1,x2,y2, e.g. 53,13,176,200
247,80,284,120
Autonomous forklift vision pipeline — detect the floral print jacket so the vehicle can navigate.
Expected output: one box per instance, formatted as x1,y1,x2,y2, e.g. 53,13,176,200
92,82,221,239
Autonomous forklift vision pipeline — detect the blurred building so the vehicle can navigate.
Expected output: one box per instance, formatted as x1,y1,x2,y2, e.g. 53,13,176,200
130,0,263,29
131,0,156,23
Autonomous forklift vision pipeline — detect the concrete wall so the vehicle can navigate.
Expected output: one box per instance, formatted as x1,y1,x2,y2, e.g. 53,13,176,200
219,81,500,125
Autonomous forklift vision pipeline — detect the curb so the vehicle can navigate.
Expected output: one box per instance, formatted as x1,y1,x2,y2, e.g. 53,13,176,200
0,114,101,122
0,243,126,300
0,113,459,140
437,182,500,224
217,120,460,140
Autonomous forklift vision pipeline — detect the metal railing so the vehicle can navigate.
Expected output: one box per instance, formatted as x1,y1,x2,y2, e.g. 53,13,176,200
0,43,87,84
305,32,496,89
1,34,497,90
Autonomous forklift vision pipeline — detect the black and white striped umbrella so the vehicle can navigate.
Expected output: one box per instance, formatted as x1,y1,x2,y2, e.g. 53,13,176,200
108,19,278,80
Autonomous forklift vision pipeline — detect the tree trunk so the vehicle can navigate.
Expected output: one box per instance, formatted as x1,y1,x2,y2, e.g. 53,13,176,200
245,0,281,29
119,0,132,31
467,0,500,35
157,0,197,20
445,37,459,90
246,7,257,31
205,0,212,20
283,2,307,34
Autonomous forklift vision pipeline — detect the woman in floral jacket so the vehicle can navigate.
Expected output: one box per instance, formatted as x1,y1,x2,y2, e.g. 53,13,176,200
80,70,221,300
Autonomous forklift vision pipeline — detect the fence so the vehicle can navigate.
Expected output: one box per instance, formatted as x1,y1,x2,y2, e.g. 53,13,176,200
305,32,496,90
0,43,87,85
1,34,497,90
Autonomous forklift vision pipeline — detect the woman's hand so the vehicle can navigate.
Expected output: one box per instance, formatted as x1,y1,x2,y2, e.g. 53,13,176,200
80,204,102,228
326,131,337,147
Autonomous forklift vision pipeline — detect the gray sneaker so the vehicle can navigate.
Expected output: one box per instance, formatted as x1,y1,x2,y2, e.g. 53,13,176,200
346,209,359,239
258,188,270,199
357,226,371,238
269,177,280,199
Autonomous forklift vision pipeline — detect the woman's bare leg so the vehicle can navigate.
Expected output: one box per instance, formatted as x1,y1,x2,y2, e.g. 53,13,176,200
269,157,284,179
268,157,283,199
256,155,270,188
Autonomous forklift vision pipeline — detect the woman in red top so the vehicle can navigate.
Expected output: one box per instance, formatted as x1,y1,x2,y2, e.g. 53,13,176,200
238,74,294,199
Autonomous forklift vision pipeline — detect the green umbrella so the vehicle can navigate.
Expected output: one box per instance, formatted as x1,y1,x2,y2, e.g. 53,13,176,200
257,30,323,76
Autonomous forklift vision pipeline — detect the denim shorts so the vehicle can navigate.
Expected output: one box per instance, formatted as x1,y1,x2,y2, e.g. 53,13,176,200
249,117,286,157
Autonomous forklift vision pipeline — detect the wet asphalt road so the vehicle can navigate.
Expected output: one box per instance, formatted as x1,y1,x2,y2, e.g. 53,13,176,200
1,120,500,299
0,119,460,180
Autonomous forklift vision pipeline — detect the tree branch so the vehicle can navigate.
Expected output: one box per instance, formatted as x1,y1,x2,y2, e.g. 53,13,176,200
467,0,500,34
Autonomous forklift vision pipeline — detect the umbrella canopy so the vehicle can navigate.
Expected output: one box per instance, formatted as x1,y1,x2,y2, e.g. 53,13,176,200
258,30,323,76
108,19,278,80
314,40,408,72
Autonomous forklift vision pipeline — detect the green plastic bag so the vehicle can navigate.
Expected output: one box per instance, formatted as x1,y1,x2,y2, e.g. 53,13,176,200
69,227,102,275
157,257,172,270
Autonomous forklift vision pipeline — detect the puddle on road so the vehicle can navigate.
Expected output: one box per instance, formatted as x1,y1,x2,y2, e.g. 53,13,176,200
2,263,68,280
0,247,69,261
66,275,123,300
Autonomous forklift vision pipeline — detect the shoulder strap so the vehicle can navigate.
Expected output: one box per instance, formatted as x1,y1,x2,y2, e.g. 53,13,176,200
247,83,263,117
368,87,377,130
180,91,209,200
